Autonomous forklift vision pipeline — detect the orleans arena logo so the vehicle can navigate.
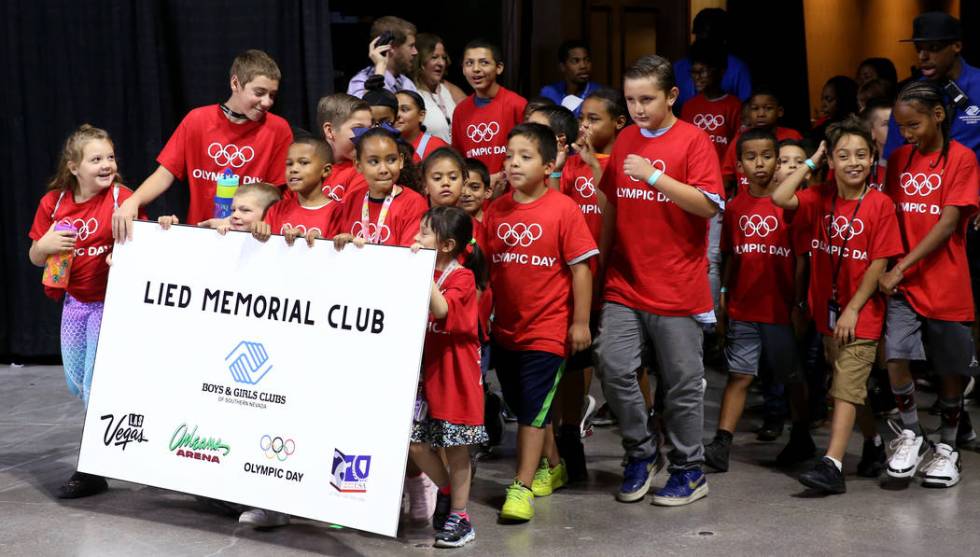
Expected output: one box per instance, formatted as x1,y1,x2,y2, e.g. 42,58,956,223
169,423,230,464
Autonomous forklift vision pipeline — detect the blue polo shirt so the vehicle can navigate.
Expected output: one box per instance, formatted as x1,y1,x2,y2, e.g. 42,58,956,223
539,80,604,116
673,54,752,114
883,59,980,161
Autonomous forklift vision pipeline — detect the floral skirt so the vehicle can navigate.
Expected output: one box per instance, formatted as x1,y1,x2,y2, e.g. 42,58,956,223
411,418,488,448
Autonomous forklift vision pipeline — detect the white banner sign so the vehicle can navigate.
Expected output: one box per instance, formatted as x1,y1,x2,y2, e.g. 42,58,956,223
78,221,434,537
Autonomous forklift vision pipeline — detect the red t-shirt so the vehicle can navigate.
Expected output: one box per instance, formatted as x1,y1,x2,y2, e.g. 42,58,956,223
795,184,903,339
157,105,292,225
680,94,742,162
721,193,796,324
722,126,802,190
484,189,599,356
321,159,368,202
471,216,493,345
411,132,450,164
29,185,138,303
599,122,725,316
328,186,427,247
423,265,484,425
451,87,527,173
884,141,980,321
264,198,337,238
560,153,609,244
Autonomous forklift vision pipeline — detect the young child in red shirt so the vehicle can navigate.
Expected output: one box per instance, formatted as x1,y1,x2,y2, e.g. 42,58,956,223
879,81,980,488
396,90,450,164
113,50,292,240
163,183,281,236
408,206,488,548
424,147,466,209
317,93,373,201
459,158,491,222
722,88,803,195
29,124,139,499
704,129,814,473
680,41,741,163
330,127,427,248
596,54,723,507
452,40,527,195
485,123,597,522
773,115,903,495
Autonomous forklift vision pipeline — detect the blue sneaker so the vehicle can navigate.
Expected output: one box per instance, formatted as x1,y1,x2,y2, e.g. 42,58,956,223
617,454,657,502
652,468,709,506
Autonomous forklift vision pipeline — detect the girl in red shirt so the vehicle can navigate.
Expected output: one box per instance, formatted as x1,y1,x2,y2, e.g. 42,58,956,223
395,90,449,164
28,125,137,499
409,206,487,548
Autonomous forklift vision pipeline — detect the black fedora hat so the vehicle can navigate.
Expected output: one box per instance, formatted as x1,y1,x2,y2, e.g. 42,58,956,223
901,11,961,42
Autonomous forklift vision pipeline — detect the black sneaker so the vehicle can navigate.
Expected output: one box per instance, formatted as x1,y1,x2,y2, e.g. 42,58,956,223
703,438,731,472
432,491,451,531
756,417,784,442
57,471,108,499
856,439,886,478
484,392,504,446
591,402,617,427
799,457,846,494
434,513,475,548
557,425,588,482
775,427,816,467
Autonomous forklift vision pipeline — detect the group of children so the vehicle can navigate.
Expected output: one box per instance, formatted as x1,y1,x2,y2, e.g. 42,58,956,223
28,36,980,549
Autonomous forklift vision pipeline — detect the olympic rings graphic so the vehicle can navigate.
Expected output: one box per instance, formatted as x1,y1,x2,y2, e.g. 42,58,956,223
899,172,942,197
627,158,667,182
496,222,543,247
738,214,779,238
693,114,725,131
351,221,391,243
207,142,255,168
574,176,596,198
260,435,296,462
825,215,865,240
280,223,322,237
64,218,99,241
324,184,345,201
466,121,501,143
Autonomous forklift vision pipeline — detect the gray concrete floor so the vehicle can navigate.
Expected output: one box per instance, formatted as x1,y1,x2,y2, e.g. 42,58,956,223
3,363,980,556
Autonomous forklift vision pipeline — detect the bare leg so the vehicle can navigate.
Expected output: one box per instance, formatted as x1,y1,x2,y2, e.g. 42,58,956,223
516,424,547,486
444,446,472,511
826,399,858,462
717,374,754,433
409,443,448,487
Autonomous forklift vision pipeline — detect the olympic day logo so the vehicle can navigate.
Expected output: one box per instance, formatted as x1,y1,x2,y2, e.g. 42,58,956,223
243,434,304,483
693,114,725,132
824,215,865,240
574,176,596,198
466,121,500,143
351,221,392,243
323,184,346,202
207,142,255,168
627,158,666,182
280,224,322,237
899,172,942,197
61,218,99,241
201,340,287,410
497,222,542,247
738,214,779,238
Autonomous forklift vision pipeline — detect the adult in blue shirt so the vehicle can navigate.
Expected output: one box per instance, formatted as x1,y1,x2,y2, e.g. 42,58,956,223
883,12,980,160
539,40,604,116
673,8,752,115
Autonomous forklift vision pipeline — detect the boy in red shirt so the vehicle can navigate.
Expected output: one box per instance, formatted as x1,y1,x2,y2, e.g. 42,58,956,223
452,40,527,196
485,123,597,522
113,50,292,240
773,115,903,495
317,94,373,201
722,88,802,195
680,41,741,163
704,129,814,473
596,54,724,507
879,81,980,487
255,137,336,246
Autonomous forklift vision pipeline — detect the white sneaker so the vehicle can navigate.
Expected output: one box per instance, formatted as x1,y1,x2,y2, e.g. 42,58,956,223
405,474,436,524
886,424,926,478
922,443,961,488
239,508,290,529
580,394,597,438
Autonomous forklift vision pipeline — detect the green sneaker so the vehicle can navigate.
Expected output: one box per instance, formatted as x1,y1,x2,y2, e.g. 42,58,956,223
531,459,553,496
500,480,534,521
551,459,568,492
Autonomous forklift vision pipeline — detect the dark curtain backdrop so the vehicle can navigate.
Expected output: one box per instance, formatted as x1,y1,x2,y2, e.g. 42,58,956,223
0,0,334,360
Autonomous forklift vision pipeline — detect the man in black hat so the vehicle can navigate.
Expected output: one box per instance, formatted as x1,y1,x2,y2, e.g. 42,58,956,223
883,11,980,159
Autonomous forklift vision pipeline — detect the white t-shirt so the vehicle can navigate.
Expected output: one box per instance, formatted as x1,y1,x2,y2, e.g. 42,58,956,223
419,83,456,143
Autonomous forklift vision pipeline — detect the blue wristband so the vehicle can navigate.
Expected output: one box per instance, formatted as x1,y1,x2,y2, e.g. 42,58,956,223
646,169,664,186
550,171,562,179
804,159,817,171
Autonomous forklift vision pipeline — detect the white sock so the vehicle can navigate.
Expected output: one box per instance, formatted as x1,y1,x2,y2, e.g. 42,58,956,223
825,456,843,471
872,434,883,447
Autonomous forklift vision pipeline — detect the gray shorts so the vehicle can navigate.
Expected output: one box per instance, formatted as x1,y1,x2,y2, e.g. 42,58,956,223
725,320,802,383
884,296,976,376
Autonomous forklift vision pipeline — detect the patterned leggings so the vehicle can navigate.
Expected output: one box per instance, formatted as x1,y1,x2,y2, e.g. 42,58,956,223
61,293,104,406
